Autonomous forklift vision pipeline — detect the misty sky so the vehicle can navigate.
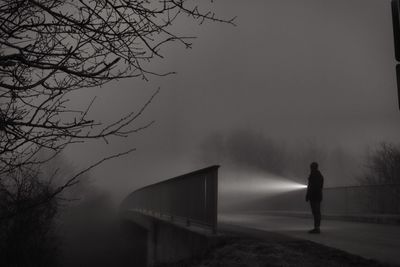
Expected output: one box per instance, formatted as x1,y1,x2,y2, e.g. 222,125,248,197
64,0,400,200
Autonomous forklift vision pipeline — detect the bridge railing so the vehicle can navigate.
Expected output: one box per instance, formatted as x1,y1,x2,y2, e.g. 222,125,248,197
323,184,400,214
263,184,400,215
121,165,219,233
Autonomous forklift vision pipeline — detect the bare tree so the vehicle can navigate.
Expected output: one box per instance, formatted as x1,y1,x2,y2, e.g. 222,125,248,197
360,143,400,185
358,143,400,213
0,168,58,266
0,0,234,195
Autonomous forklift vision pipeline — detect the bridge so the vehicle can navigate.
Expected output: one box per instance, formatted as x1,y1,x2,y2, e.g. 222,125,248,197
120,166,400,266
120,165,219,266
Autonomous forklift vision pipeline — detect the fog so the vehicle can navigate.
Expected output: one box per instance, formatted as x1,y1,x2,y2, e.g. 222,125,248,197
197,130,358,210
3,1,400,266
61,0,400,202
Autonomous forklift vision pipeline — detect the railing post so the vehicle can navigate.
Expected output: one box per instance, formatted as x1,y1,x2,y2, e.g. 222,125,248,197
345,187,348,215
210,168,219,234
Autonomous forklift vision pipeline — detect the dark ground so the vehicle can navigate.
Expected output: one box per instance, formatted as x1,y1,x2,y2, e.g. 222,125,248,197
157,225,398,267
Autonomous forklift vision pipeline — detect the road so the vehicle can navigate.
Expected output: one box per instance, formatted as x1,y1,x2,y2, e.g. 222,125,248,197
219,212,400,266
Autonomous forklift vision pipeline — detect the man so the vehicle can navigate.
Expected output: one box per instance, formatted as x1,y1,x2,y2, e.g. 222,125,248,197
306,162,324,234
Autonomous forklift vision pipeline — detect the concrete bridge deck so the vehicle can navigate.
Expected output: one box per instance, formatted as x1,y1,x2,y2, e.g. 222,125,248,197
219,212,400,266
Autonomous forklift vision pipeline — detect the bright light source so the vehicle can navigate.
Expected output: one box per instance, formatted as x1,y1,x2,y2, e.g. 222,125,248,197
285,183,307,190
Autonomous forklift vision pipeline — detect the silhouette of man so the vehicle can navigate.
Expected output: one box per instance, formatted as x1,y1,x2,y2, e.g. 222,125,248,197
306,162,324,234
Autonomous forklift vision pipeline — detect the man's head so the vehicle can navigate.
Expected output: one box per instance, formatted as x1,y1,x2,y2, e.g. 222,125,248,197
310,162,319,171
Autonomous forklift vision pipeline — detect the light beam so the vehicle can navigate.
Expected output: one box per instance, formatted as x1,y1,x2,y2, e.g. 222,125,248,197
220,171,307,196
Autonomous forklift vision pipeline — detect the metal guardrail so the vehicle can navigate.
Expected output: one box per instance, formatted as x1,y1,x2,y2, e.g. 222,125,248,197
264,184,400,215
121,165,219,233
323,184,400,214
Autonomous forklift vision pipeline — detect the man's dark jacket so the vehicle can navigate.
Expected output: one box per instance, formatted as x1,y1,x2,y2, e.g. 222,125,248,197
306,170,324,202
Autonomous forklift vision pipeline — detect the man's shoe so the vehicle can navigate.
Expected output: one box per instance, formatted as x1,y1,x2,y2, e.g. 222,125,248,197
308,228,320,234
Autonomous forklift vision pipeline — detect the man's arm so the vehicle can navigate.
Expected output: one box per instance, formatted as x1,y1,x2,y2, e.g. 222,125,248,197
320,175,324,190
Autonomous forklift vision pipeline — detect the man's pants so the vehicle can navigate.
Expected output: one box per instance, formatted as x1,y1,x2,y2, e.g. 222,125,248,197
310,201,321,228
